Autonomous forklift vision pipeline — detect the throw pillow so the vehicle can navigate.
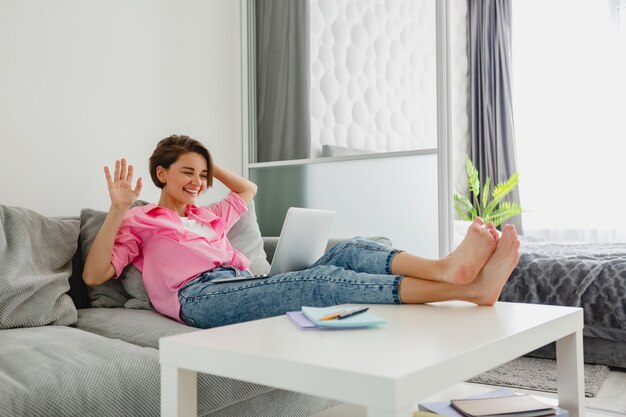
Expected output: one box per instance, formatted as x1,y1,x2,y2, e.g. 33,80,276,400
81,199,270,310
228,199,271,275
80,208,130,308
120,264,151,310
79,200,149,308
0,205,79,328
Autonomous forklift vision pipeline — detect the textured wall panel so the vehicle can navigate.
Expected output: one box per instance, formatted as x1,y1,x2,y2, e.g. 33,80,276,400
450,0,470,197
309,0,469,195
310,0,437,157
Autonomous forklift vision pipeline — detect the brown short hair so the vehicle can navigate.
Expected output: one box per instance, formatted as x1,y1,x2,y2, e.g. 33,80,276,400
149,135,213,189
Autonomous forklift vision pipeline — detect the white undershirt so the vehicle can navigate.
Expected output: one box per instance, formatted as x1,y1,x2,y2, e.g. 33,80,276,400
179,216,217,240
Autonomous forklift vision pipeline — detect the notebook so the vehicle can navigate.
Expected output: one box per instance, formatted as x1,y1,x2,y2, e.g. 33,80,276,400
450,392,557,417
286,311,363,330
299,306,386,328
419,388,566,417
212,207,336,283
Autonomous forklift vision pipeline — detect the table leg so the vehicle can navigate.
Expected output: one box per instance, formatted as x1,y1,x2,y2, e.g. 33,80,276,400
556,330,585,417
161,365,197,417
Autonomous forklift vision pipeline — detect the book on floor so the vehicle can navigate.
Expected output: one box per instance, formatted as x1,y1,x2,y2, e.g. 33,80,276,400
418,388,568,417
450,393,555,417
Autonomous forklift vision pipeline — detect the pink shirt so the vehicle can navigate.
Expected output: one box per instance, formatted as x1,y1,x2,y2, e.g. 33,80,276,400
111,192,250,322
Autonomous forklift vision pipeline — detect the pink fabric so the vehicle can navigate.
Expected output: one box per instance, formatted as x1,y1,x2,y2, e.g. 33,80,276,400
111,192,250,322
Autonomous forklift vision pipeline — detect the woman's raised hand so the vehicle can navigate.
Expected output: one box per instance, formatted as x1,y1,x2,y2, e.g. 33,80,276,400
104,158,143,210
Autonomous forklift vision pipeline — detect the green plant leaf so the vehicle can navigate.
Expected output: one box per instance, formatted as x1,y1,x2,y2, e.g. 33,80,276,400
486,201,523,227
454,193,475,221
461,155,525,226
493,172,520,201
466,157,480,197
483,172,520,217
482,177,491,209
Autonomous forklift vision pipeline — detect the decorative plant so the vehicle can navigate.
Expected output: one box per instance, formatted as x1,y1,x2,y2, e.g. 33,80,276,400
454,157,523,228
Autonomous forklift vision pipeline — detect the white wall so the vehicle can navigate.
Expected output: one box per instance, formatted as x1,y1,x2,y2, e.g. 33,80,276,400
0,0,243,216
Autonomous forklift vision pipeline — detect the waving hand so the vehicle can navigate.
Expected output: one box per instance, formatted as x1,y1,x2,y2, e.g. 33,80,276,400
104,158,143,209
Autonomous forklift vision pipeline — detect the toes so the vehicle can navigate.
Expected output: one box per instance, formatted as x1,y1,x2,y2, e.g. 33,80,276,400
466,221,482,235
473,217,484,226
501,224,516,239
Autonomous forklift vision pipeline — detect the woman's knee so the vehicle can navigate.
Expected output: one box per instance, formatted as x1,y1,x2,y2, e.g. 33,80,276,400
329,237,367,251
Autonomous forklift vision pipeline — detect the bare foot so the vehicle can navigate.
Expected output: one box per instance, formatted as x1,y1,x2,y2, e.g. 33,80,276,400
486,222,501,244
442,217,498,284
470,224,521,306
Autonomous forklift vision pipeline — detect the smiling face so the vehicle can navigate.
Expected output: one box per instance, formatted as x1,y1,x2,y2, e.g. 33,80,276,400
157,152,209,215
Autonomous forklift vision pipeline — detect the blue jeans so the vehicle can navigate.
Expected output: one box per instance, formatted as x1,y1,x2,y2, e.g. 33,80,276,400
178,237,404,328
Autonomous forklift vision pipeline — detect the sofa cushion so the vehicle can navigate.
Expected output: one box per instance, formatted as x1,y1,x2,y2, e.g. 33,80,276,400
81,199,270,310
0,326,329,417
0,326,160,417
210,390,339,417
0,205,79,329
76,307,194,349
71,310,340,417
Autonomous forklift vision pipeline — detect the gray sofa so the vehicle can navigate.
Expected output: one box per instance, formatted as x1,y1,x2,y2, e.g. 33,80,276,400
0,202,341,417
5,200,621,417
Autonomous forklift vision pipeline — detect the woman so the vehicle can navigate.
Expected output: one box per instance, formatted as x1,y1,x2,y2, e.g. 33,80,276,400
83,135,520,328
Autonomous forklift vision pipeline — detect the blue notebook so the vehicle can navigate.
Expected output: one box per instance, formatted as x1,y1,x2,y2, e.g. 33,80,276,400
286,312,344,330
299,306,385,328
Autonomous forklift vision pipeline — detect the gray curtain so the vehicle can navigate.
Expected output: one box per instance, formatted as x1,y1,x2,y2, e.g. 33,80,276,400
255,0,311,162
468,0,523,233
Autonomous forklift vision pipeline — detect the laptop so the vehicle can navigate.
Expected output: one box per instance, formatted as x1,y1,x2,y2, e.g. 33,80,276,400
212,207,336,283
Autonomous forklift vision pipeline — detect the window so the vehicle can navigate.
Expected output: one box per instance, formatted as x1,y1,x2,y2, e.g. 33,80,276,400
512,0,626,242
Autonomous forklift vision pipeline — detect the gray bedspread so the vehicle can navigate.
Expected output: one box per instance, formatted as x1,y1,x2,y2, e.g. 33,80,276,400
499,240,626,342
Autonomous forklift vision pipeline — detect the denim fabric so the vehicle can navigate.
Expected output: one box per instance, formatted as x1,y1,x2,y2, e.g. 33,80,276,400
178,237,404,329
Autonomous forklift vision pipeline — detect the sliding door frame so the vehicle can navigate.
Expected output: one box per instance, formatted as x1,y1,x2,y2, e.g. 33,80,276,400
436,0,453,255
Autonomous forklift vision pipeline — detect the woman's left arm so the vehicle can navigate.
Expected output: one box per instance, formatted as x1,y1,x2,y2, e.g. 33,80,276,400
212,164,257,204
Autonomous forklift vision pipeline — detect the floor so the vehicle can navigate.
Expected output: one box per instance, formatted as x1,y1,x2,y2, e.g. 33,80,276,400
312,368,626,417
580,369,626,416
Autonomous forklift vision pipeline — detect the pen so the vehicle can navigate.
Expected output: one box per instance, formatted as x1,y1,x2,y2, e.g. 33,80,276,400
337,306,369,320
319,307,369,321
320,307,369,321
319,310,345,321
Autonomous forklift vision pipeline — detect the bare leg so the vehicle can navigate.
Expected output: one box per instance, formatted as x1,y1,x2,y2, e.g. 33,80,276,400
390,217,497,284
398,224,520,305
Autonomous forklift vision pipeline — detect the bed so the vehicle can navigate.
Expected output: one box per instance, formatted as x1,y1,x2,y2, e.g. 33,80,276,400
499,239,626,368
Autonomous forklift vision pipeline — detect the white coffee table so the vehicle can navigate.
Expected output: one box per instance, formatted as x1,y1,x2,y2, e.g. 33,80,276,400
159,302,585,417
